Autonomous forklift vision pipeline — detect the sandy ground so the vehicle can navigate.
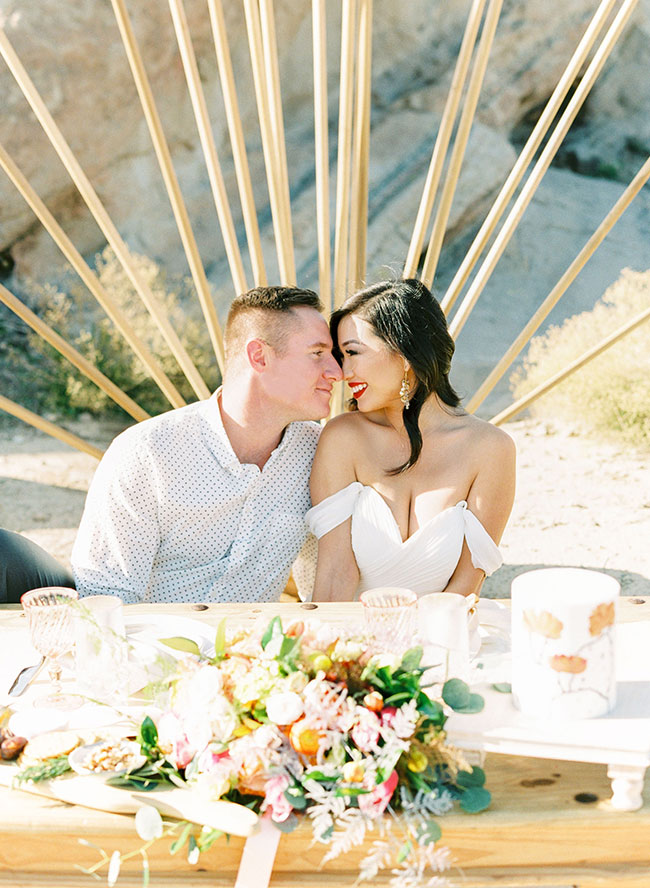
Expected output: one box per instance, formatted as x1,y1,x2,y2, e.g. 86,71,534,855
0,416,648,599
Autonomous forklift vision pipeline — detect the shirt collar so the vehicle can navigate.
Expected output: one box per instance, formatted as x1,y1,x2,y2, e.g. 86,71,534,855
202,388,299,473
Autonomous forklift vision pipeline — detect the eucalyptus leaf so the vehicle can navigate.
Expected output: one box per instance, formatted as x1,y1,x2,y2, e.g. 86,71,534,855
274,812,299,833
160,636,202,657
451,693,485,714
492,682,512,694
459,786,491,813
442,678,471,709
284,788,308,810
456,767,486,788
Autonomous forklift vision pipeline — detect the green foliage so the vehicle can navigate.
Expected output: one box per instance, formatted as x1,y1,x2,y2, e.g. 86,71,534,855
24,247,221,417
442,678,484,714
14,754,71,784
510,268,650,449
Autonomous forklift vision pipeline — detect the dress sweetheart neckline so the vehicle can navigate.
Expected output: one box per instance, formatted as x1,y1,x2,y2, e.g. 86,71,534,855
355,482,467,546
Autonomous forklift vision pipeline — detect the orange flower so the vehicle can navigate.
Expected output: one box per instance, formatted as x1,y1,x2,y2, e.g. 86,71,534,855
523,609,563,639
549,654,587,674
289,719,322,756
589,602,615,637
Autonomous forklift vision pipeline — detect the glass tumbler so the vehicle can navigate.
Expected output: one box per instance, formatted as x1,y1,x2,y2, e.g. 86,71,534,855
360,587,418,654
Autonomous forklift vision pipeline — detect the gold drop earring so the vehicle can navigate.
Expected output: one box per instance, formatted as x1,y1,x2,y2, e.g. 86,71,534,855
399,364,411,409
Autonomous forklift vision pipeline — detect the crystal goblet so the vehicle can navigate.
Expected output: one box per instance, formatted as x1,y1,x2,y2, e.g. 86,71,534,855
21,587,81,710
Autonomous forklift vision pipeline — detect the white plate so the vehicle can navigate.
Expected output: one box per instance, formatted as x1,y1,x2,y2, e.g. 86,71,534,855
68,739,146,777
124,614,216,660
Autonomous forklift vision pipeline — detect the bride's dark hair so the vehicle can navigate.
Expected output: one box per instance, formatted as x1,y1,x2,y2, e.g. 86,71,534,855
330,278,460,474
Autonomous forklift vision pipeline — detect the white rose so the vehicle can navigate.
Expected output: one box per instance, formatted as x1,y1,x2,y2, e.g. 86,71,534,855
265,691,304,725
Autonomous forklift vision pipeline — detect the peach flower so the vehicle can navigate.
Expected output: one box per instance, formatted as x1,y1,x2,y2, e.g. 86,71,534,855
589,602,615,636
523,609,563,639
549,654,587,674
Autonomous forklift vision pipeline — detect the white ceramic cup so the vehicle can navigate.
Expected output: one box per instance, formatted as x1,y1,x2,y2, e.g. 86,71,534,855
511,567,620,719
74,595,127,705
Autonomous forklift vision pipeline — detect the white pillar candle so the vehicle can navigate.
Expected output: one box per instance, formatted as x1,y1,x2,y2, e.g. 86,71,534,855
511,568,620,719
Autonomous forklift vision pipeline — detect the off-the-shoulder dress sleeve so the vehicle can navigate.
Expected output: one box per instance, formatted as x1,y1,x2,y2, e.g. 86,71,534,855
306,482,363,538
460,502,503,576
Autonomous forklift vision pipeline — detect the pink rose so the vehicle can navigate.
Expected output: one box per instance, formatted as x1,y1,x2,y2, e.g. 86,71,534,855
358,770,399,818
157,712,197,770
351,710,380,752
262,774,293,823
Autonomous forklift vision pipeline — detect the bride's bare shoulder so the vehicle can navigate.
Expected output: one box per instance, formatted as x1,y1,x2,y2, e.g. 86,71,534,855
461,413,516,464
318,410,370,446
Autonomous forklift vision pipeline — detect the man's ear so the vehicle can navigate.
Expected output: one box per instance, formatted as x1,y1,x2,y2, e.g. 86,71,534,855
245,338,269,373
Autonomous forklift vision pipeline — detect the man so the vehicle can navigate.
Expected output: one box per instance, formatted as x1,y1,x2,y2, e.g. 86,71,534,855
69,285,341,603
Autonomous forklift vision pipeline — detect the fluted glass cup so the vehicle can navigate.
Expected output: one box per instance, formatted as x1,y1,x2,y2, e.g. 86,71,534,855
360,587,418,654
21,587,80,710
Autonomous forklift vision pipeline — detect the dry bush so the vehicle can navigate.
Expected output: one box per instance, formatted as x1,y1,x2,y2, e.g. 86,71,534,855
26,247,221,417
509,268,650,449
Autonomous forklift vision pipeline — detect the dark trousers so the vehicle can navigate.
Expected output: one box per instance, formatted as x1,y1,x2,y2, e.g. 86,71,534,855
0,528,75,604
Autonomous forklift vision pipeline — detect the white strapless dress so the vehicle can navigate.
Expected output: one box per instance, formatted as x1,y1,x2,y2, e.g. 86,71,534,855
305,481,503,596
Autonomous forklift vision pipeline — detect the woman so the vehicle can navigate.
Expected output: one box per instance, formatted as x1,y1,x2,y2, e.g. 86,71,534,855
307,279,515,602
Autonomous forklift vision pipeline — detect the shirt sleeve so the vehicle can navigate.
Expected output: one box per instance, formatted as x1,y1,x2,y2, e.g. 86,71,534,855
71,428,160,603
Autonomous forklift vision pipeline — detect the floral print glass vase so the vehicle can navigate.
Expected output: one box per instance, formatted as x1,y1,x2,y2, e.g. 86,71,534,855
511,568,620,719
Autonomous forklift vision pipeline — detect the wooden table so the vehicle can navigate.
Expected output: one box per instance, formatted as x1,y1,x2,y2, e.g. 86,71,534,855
2,599,650,888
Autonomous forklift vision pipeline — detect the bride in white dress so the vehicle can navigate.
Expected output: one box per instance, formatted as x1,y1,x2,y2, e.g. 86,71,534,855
307,279,516,601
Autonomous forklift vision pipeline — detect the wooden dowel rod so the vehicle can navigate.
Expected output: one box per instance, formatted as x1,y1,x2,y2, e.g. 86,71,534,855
0,141,186,409
448,0,639,339
0,27,210,401
312,0,331,308
242,0,293,284
491,304,650,426
420,0,503,291
468,155,650,413
110,0,225,372
441,0,619,314
403,0,487,278
259,0,296,285
0,394,104,460
0,284,150,422
168,0,248,305
207,0,267,287
333,0,357,309
348,0,373,291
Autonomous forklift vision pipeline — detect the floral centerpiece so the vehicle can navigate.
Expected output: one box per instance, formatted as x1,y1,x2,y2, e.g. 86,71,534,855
13,614,489,886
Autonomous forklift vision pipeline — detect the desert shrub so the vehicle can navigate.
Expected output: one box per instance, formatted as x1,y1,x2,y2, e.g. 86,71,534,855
25,247,221,417
509,268,650,449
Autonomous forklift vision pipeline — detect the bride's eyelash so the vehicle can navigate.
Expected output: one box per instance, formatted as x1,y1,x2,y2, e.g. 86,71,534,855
344,348,358,356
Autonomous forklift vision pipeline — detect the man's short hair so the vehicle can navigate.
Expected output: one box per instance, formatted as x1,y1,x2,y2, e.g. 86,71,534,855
224,285,323,365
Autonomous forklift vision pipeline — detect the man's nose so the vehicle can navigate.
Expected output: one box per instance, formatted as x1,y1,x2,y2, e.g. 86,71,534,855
324,353,343,381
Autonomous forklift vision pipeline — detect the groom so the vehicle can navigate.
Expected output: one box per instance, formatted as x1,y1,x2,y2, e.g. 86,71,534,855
2,285,341,604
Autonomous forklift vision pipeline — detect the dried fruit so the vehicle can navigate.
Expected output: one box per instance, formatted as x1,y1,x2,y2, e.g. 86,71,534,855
1,734,28,760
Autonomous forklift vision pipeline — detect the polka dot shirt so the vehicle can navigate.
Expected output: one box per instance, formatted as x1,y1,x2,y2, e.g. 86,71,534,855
71,392,321,604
